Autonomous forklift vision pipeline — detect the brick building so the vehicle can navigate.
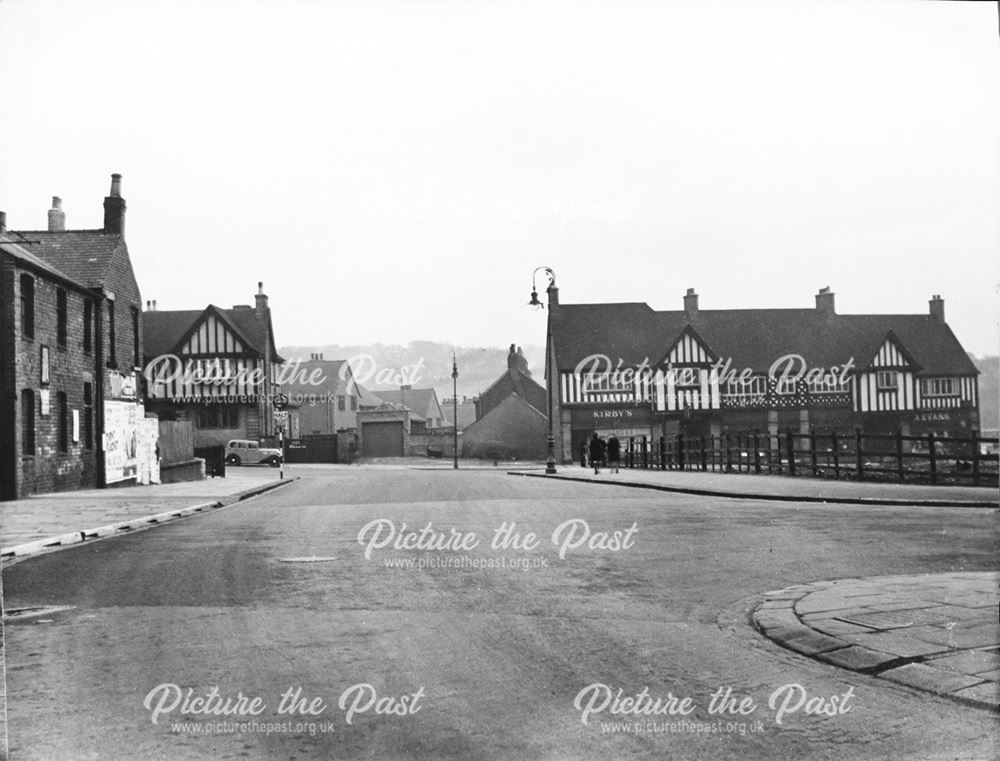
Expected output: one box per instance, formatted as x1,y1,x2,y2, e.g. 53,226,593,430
544,285,980,463
0,175,152,498
281,354,364,434
142,284,284,448
461,344,549,460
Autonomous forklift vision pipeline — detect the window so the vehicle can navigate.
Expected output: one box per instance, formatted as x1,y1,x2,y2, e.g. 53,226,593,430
876,371,898,391
107,301,116,365
57,391,68,452
350,395,358,411
583,370,634,394
338,395,346,411
21,389,35,454
722,376,767,399
83,300,93,352
83,382,93,449
776,378,798,395
196,405,239,429
57,289,67,346
922,378,957,397
20,274,34,338
808,375,850,394
131,306,140,367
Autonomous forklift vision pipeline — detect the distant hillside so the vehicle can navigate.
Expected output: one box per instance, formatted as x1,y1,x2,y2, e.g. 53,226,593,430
278,342,546,402
974,355,999,435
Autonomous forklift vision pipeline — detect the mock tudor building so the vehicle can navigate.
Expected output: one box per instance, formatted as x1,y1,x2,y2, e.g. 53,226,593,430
544,285,980,463
1,176,154,498
142,283,284,448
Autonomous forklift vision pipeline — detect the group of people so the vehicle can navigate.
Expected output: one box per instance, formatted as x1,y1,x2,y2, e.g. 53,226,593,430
587,432,621,474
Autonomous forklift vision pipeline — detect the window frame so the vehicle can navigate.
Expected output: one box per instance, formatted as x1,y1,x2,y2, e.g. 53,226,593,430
20,274,34,339
21,389,35,455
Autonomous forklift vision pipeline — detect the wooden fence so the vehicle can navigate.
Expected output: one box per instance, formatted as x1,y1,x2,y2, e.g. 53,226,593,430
596,429,999,486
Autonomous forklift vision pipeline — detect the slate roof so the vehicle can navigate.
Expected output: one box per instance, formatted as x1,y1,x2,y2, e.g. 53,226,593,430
280,359,355,396
370,388,441,420
16,230,125,288
0,234,90,290
551,303,978,377
143,305,285,363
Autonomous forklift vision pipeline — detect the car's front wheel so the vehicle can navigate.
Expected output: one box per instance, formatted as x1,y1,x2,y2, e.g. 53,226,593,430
225,454,241,466
267,456,282,467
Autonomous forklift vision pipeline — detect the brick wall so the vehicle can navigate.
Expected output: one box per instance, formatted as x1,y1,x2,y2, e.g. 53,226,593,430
3,257,99,497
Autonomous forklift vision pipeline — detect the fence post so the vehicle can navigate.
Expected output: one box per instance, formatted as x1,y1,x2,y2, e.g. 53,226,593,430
641,435,648,469
724,434,731,472
676,433,683,470
700,437,708,472
753,432,761,474
971,429,980,485
854,427,863,480
831,431,840,479
928,433,937,484
809,430,818,477
659,435,666,470
785,429,795,476
895,430,904,483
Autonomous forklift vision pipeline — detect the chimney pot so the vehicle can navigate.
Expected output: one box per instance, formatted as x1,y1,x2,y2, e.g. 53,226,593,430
48,196,66,232
103,173,126,234
929,294,945,322
254,283,269,319
683,288,699,320
815,287,835,316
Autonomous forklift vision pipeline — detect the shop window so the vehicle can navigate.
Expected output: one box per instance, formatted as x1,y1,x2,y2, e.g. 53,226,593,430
338,395,346,411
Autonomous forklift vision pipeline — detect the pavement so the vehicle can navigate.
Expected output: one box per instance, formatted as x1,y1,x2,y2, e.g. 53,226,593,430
754,574,999,712
0,468,294,561
508,464,1000,507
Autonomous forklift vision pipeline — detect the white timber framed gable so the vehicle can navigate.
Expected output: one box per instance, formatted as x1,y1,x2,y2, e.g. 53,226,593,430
856,334,918,413
146,308,266,403
654,327,720,413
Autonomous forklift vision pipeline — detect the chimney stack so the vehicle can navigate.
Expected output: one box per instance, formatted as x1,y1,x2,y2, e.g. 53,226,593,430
48,196,66,232
815,286,835,316
103,173,126,234
0,211,6,233
929,294,944,322
254,281,268,319
683,288,699,320
507,343,518,370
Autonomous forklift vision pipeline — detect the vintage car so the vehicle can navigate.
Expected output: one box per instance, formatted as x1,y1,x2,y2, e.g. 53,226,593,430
224,439,283,466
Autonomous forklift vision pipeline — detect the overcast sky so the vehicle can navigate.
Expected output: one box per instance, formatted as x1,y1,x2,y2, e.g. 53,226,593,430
1,0,997,357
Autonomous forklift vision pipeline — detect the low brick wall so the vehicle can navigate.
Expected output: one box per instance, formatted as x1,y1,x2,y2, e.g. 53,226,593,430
159,458,205,483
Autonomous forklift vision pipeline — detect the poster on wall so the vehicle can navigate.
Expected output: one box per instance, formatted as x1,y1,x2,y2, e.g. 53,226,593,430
103,401,141,484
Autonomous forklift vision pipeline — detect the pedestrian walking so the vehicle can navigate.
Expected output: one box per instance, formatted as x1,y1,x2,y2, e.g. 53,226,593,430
589,433,603,474
607,434,621,473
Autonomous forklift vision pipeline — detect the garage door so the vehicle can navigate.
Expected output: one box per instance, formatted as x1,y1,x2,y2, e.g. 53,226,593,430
362,421,404,457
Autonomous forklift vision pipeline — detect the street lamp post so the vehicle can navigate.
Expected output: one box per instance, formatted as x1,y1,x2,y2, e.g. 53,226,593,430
529,266,558,475
452,353,459,470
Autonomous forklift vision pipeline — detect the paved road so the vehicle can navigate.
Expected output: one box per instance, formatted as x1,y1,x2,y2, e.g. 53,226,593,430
3,468,996,760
